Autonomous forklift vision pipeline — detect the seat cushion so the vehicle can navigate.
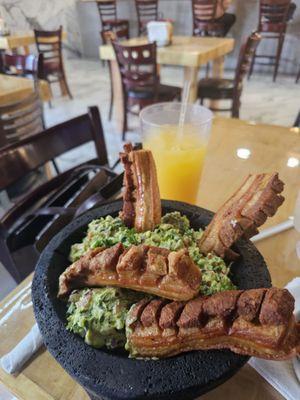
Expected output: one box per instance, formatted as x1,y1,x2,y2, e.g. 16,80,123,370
103,19,128,27
198,78,239,100
128,84,181,101
43,59,61,74
158,84,181,100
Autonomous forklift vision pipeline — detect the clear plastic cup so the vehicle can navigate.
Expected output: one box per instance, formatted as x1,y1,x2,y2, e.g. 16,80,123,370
140,102,213,204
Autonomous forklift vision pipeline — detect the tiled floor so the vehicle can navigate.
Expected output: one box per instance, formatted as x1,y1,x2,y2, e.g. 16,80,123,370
0,55,299,399
39,59,300,186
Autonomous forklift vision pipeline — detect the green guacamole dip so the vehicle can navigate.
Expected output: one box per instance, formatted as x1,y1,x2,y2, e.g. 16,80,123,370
66,287,144,349
69,212,235,296
67,212,236,350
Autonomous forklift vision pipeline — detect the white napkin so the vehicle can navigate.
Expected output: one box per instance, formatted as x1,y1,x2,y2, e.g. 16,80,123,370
249,278,300,400
1,323,43,374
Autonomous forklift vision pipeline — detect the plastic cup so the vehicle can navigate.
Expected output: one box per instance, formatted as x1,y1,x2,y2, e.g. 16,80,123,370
140,102,213,204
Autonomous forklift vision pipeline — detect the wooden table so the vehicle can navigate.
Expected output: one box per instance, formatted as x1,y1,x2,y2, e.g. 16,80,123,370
199,117,300,288
0,74,52,105
0,31,67,55
1,117,299,400
99,36,234,133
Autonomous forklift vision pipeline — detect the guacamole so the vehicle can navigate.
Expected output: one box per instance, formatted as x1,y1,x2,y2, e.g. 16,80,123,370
69,212,235,296
66,287,144,349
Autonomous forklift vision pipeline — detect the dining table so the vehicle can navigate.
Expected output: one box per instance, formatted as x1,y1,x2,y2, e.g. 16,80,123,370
99,35,234,133
0,74,52,105
0,116,299,400
0,31,67,55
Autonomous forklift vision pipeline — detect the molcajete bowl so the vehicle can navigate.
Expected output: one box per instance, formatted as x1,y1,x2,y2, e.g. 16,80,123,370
32,200,272,400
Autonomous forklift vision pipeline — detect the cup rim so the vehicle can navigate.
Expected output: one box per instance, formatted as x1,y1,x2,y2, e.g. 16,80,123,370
139,102,214,129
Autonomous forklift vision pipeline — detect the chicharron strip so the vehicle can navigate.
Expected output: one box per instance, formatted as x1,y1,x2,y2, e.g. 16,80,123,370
199,173,285,259
119,143,161,232
126,288,300,360
58,243,201,301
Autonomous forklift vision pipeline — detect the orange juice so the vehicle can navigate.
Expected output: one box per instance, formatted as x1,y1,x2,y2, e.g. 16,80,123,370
143,124,208,204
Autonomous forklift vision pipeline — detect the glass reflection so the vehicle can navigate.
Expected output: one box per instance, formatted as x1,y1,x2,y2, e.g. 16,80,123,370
287,157,300,168
237,148,251,159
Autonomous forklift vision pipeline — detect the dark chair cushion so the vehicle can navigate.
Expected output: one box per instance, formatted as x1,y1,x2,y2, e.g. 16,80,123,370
128,84,181,100
43,59,60,74
198,78,241,100
103,19,128,27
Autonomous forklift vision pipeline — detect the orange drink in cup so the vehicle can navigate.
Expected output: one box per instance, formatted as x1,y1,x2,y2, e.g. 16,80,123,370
140,102,213,204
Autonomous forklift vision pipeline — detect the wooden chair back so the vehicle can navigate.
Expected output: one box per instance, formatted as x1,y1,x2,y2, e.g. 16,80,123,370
0,107,115,283
97,0,117,24
135,0,159,35
192,0,225,36
0,93,44,148
34,26,63,75
112,41,158,91
234,32,261,95
0,106,108,191
0,53,43,80
259,0,291,32
192,0,218,21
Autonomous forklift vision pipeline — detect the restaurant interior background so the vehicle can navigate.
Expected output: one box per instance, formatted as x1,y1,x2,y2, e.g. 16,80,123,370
0,0,299,297
0,1,300,399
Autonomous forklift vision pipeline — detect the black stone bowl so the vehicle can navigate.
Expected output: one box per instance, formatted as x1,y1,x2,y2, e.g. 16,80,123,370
32,200,272,400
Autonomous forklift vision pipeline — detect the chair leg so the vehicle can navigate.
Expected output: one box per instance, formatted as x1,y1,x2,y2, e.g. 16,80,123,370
122,113,127,141
59,62,73,99
231,102,240,118
60,74,73,100
122,97,128,141
248,52,256,80
51,159,60,174
295,67,300,83
108,81,114,121
46,78,54,108
205,62,210,78
232,108,240,118
294,111,300,128
273,34,285,82
65,78,73,100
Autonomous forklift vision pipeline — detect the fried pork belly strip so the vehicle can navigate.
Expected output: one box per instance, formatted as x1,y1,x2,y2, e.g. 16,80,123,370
126,288,300,360
199,173,284,259
120,143,161,232
58,243,201,301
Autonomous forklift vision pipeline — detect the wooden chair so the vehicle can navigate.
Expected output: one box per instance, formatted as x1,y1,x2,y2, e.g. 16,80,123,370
296,66,300,83
192,0,227,37
248,0,291,82
112,41,181,140
101,28,129,121
97,0,129,33
0,53,43,80
197,32,261,118
135,0,159,36
0,92,44,148
34,26,73,100
294,111,300,127
0,106,118,283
